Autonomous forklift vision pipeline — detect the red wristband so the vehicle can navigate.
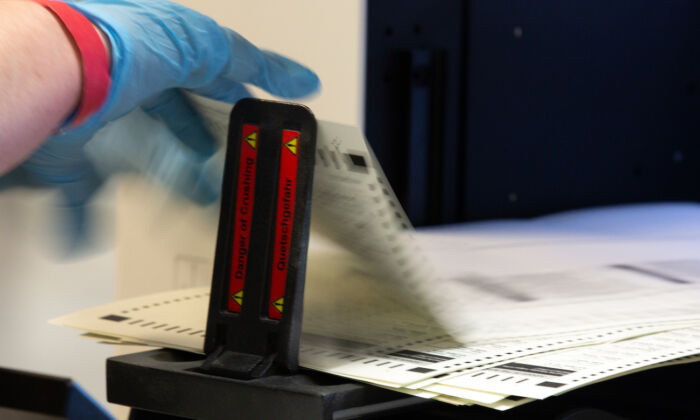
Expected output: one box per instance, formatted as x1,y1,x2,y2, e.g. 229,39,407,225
32,0,111,127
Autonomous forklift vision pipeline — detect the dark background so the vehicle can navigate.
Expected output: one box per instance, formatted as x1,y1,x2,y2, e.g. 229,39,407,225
365,0,700,226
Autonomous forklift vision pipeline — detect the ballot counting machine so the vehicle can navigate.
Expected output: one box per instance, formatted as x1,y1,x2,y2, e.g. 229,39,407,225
108,3,700,415
99,99,700,420
103,99,435,420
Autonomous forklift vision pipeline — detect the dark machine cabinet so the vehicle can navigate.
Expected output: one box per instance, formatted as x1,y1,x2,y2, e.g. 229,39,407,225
365,0,700,226
366,0,468,225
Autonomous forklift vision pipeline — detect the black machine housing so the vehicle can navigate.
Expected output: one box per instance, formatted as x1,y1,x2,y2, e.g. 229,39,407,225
366,0,700,226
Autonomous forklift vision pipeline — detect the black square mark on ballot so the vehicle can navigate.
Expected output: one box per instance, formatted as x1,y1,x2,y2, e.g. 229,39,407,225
408,367,436,374
390,350,454,364
101,314,130,322
537,381,565,388
346,153,369,173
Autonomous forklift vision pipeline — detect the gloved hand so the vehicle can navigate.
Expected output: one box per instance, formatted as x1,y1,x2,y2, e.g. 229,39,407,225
2,0,319,250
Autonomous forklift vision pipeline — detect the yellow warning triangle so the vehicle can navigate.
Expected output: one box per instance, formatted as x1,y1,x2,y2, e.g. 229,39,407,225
284,137,298,156
245,131,257,149
272,297,284,314
232,290,243,306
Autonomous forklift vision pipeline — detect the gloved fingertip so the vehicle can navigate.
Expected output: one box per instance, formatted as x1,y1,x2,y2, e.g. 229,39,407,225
280,67,322,99
49,163,104,255
259,50,322,99
55,202,92,255
189,180,219,205
0,169,23,192
289,68,321,99
188,155,223,205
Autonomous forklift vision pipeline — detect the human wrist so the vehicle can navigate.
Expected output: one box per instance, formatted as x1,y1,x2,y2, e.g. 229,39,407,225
0,1,83,173
30,0,111,127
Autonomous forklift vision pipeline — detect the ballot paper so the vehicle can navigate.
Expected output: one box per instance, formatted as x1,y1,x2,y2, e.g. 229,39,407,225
51,256,700,409
52,228,700,409
53,95,700,410
438,326,700,400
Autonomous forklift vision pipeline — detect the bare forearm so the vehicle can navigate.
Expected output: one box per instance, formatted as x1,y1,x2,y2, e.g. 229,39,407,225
0,0,82,174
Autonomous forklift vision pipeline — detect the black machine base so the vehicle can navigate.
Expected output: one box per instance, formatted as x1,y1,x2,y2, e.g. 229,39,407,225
108,349,700,420
107,349,433,420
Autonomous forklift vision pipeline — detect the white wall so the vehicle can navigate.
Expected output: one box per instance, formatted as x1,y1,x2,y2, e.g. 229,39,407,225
177,0,366,127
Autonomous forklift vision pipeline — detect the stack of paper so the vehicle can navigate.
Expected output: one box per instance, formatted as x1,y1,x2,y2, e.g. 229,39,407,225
51,96,700,410
52,223,700,410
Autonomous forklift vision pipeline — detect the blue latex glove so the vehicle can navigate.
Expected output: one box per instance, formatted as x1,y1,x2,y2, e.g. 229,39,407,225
2,0,319,250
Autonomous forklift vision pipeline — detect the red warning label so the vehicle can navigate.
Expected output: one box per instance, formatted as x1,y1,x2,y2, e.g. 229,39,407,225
228,124,259,312
268,130,300,319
